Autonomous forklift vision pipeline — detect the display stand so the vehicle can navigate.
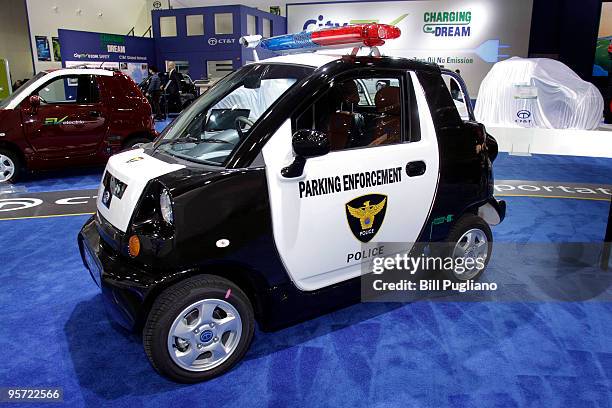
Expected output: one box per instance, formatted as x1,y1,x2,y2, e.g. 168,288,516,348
602,197,612,270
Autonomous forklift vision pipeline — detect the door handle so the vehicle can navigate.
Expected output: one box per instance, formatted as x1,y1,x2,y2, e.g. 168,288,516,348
89,110,101,117
406,161,426,177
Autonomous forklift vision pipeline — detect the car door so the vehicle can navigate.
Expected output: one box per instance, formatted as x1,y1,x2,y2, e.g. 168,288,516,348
262,70,440,291
21,74,108,160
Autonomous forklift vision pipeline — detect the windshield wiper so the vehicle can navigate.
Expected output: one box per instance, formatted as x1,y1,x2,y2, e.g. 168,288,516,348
156,135,233,150
199,138,233,144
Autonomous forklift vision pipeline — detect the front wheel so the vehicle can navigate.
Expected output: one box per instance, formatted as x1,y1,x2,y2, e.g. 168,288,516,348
143,275,254,383
440,214,492,282
0,149,21,183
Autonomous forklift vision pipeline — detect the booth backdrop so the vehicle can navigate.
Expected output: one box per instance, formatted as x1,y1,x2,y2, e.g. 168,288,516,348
287,0,533,97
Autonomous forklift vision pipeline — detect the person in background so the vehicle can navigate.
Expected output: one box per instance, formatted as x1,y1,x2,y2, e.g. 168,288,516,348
146,66,162,120
164,61,182,113
12,80,24,92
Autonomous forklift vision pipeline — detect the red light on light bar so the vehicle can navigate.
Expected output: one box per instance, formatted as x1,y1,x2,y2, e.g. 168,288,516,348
311,23,401,47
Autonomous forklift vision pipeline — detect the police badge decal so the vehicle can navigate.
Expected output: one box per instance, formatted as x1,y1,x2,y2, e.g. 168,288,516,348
345,194,388,243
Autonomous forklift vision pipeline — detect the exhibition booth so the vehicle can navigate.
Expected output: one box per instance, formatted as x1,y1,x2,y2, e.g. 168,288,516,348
55,5,285,81
0,0,610,407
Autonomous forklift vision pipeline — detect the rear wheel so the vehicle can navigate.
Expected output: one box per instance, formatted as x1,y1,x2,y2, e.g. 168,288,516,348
0,149,21,183
143,275,255,383
440,214,492,282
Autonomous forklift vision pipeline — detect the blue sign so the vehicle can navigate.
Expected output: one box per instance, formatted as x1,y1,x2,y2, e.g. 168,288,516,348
58,29,156,83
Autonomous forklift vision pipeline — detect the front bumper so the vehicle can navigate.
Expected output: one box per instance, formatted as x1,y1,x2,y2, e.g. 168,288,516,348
78,215,154,331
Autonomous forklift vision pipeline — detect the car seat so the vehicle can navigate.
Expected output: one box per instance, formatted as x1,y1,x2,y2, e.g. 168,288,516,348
370,86,401,146
325,81,366,150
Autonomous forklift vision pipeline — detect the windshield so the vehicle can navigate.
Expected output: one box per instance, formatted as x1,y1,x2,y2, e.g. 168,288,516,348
155,63,313,166
0,72,48,109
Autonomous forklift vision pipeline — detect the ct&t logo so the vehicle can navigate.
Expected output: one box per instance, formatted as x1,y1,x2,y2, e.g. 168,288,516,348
515,109,532,125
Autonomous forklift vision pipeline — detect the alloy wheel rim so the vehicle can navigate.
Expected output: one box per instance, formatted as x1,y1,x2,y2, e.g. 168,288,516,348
167,298,242,372
451,228,489,280
0,154,15,182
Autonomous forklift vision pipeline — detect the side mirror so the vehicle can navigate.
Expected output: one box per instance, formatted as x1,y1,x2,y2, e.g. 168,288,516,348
29,95,41,114
281,129,330,178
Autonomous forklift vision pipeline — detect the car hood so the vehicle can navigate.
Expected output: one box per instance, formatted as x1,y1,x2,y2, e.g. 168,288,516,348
97,148,229,233
97,149,186,232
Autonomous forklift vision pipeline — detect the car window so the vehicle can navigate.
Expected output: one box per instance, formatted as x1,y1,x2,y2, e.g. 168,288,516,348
36,75,100,104
293,74,419,150
0,71,47,109
356,78,399,107
155,63,313,166
442,73,470,121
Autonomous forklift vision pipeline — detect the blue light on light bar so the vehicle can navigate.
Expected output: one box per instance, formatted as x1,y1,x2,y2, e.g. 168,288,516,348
260,32,318,51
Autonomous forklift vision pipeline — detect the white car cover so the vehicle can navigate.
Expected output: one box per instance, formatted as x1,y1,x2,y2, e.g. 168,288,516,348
474,57,603,130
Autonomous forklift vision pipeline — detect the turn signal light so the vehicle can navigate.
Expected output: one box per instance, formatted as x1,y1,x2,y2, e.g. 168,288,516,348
128,235,141,257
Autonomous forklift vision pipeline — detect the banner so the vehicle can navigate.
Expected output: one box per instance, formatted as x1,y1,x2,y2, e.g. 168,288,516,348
287,0,533,97
35,36,51,61
594,2,612,77
0,59,11,101
58,29,156,84
52,37,61,62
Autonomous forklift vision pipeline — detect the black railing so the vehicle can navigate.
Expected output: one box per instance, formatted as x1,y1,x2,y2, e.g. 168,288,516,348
127,26,152,37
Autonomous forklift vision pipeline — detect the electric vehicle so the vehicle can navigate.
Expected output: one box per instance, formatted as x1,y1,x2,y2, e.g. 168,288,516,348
78,24,505,383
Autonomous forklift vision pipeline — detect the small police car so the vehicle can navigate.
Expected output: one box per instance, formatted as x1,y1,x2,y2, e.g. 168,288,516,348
78,24,505,383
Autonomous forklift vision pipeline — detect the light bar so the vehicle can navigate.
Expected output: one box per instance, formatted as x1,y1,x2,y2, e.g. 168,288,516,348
259,23,401,52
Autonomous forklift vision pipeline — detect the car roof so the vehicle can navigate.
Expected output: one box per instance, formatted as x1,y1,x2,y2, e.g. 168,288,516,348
57,68,115,76
2,68,114,109
255,52,439,73
258,53,340,68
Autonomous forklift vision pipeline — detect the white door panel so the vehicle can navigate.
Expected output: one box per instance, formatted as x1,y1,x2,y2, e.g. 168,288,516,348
263,72,439,291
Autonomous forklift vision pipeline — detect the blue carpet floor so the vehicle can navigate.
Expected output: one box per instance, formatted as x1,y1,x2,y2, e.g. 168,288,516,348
0,154,610,407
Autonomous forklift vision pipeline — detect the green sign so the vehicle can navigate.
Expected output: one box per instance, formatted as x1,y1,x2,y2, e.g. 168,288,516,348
0,59,11,101
100,33,125,52
100,33,125,46
44,116,69,125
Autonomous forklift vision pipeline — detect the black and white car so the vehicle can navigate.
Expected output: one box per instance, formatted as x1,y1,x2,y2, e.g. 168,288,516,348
78,24,505,383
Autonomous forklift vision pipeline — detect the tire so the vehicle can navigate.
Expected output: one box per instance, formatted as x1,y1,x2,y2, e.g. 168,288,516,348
123,137,151,151
439,214,492,282
143,275,255,383
0,149,21,183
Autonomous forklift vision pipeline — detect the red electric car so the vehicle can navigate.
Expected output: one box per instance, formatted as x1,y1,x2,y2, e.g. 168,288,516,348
0,68,157,183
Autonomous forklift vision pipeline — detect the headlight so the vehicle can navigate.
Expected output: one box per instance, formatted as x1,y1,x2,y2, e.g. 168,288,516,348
160,189,174,225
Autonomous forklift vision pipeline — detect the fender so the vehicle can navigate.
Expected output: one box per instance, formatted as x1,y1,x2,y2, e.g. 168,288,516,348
478,198,506,225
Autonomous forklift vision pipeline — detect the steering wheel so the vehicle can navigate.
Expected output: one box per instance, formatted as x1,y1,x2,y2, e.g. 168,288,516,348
235,116,254,139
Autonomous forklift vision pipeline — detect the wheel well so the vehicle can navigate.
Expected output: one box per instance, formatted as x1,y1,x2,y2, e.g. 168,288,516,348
122,132,155,148
0,141,26,169
134,265,265,333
